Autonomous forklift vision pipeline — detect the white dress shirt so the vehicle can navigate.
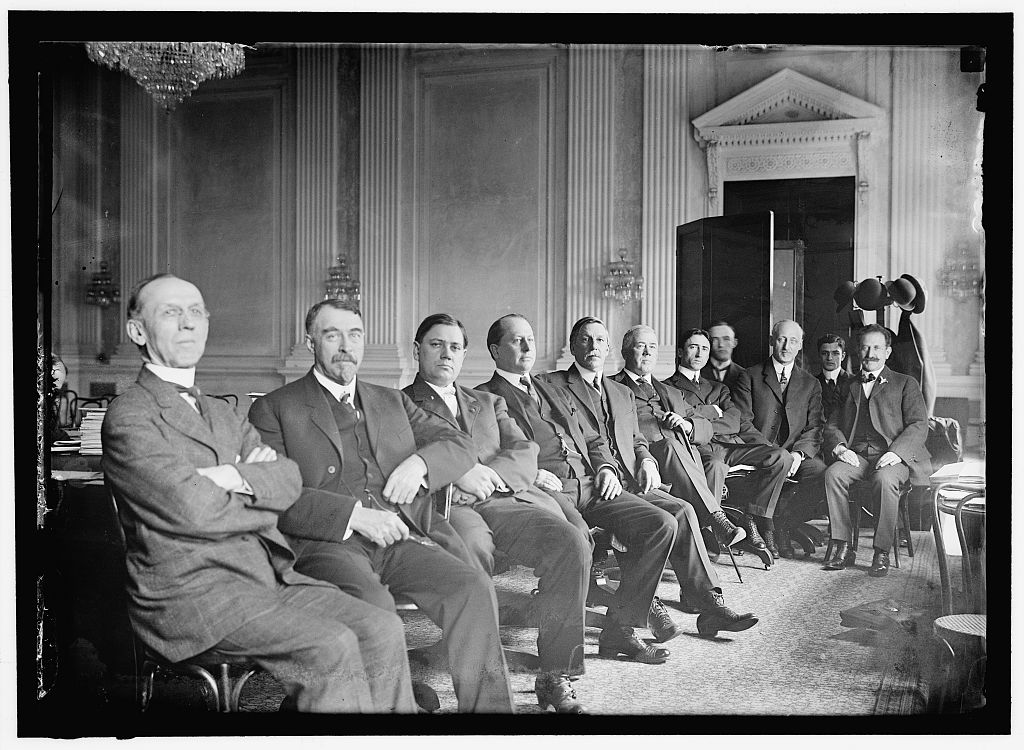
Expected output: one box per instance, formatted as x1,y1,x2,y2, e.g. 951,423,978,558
312,368,357,404
772,359,795,388
675,365,702,384
425,380,459,419
145,362,199,412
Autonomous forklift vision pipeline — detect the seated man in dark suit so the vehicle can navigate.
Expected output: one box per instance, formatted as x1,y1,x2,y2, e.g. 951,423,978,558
666,328,793,555
816,333,851,421
731,320,827,559
701,320,745,390
609,324,745,548
822,324,931,577
249,300,515,713
538,316,758,634
103,274,415,713
403,313,591,714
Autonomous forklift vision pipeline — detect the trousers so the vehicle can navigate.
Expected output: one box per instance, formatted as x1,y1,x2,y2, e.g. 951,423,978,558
824,453,910,552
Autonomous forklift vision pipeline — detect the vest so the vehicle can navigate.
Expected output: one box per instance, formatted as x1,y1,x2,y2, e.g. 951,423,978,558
630,381,664,444
324,388,392,510
849,390,888,455
580,381,619,463
509,385,586,479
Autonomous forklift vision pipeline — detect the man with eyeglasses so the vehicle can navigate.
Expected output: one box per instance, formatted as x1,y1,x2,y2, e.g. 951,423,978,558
102,274,417,713
249,300,515,713
731,320,828,559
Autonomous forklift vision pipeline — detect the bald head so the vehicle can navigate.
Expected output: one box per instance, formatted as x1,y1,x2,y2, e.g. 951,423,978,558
770,319,803,365
126,274,210,368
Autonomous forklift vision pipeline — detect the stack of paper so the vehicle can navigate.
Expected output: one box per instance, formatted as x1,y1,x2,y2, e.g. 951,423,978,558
79,407,107,455
929,460,986,483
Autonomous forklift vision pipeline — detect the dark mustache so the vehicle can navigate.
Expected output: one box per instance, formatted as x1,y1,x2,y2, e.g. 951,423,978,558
332,355,358,364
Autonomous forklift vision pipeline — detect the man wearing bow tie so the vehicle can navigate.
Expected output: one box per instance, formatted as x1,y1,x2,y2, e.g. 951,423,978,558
822,324,930,577
403,313,591,714
815,333,851,421
249,300,515,713
665,329,793,556
731,320,827,559
103,274,416,713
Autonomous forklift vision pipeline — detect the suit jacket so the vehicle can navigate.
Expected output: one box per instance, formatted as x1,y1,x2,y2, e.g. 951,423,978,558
816,370,851,421
608,371,714,447
732,359,824,458
701,361,745,391
475,372,617,477
665,370,768,447
537,365,653,486
823,365,931,485
248,369,478,550
102,366,323,663
404,374,558,510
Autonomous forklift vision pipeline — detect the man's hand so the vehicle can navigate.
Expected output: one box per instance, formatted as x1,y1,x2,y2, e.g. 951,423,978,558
637,458,661,494
349,505,410,547
594,466,623,501
694,404,723,419
661,412,692,434
836,448,861,467
382,454,428,505
788,451,804,478
242,446,277,463
534,468,563,493
456,463,505,501
875,451,903,470
196,464,247,492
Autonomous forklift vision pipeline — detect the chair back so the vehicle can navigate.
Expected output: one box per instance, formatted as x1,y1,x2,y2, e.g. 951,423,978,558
208,393,239,409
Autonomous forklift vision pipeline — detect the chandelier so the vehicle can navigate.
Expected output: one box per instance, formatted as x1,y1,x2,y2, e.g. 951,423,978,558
602,249,645,306
85,261,121,308
323,254,361,304
936,243,982,301
85,41,249,111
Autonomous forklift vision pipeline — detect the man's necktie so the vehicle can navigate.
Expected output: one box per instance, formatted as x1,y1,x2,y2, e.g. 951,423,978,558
715,368,726,382
175,384,204,415
779,372,789,392
860,371,876,384
637,378,656,400
520,376,540,406
438,385,458,418
590,377,601,394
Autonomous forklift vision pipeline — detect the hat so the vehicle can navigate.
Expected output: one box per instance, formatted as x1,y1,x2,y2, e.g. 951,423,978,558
853,277,892,311
834,280,857,313
899,273,927,314
886,277,918,311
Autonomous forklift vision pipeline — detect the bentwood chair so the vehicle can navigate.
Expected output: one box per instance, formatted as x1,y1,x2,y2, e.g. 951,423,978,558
208,393,240,409
106,482,263,712
824,479,916,568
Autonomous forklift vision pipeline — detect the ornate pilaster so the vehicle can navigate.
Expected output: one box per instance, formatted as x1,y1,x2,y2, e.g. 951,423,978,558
357,45,406,385
641,44,688,378
558,44,617,368
283,46,340,372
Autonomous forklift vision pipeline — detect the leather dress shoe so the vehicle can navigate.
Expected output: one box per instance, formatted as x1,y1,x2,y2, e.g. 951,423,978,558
776,527,796,558
868,549,890,577
535,671,585,713
648,596,679,643
693,590,758,638
412,681,440,713
598,626,670,664
824,540,856,571
742,515,767,550
677,589,701,615
761,527,780,559
710,510,746,547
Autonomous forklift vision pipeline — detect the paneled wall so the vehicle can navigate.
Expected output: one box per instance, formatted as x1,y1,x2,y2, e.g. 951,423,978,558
49,42,985,445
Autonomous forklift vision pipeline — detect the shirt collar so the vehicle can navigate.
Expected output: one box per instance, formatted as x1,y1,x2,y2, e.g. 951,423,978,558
145,362,196,389
571,362,602,387
822,369,841,383
676,365,701,381
711,360,732,372
772,358,794,381
425,380,457,397
622,369,650,385
313,367,356,402
495,368,530,389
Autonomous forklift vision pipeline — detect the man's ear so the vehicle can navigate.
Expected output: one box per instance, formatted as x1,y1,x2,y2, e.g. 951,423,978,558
126,318,146,346
304,334,314,356
488,343,499,361
412,341,421,363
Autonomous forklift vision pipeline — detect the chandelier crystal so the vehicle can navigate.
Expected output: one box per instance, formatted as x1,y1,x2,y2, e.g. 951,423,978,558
323,255,361,304
936,243,983,301
85,261,121,308
85,41,249,111
602,249,645,306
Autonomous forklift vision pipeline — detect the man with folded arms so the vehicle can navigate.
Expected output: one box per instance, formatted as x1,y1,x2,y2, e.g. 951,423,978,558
540,316,758,636
609,324,746,548
822,324,930,577
103,274,415,713
403,312,591,713
731,320,827,559
667,328,793,557
249,300,514,713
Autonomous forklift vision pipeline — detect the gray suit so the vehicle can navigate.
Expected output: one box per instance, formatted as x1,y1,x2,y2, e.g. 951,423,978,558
102,365,415,713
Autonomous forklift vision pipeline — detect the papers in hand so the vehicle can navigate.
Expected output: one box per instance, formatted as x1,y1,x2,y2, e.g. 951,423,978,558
929,460,985,483
51,470,104,482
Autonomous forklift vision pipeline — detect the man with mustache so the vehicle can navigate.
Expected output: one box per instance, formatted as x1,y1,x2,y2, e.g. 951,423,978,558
537,316,759,637
249,300,515,712
103,275,416,713
821,323,930,577
730,320,827,559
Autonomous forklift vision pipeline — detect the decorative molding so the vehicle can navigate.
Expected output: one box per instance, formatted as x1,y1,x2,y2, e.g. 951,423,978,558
725,150,854,177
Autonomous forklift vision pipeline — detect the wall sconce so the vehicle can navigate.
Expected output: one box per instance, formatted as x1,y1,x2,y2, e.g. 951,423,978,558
602,249,645,306
936,243,982,301
323,254,361,303
85,261,121,308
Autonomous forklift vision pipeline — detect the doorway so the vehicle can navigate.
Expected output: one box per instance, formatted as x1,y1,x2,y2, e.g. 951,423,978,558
724,177,855,371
